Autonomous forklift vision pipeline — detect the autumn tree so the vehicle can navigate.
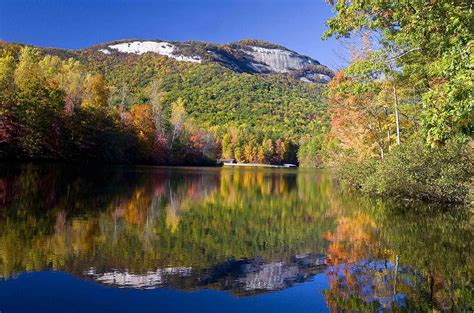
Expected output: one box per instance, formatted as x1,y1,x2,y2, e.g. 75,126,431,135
14,47,44,95
170,97,187,147
129,103,155,158
58,58,85,112
150,79,166,136
0,54,16,103
13,47,64,157
327,70,389,160
0,54,17,156
82,74,109,109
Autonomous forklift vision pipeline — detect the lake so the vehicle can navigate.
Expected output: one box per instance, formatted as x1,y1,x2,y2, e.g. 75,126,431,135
0,164,472,312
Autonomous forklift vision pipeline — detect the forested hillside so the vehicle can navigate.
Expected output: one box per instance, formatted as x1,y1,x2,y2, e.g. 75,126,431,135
0,41,328,165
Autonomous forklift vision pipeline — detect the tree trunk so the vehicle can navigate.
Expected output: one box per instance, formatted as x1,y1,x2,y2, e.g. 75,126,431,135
393,84,401,145
393,254,399,302
384,108,391,151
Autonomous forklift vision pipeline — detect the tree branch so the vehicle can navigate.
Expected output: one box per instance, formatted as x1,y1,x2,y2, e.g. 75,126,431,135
388,47,422,61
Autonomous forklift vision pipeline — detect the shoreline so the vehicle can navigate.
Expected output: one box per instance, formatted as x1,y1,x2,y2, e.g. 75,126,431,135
222,163,297,168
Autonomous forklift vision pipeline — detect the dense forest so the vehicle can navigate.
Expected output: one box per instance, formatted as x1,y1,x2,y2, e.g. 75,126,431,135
0,42,326,165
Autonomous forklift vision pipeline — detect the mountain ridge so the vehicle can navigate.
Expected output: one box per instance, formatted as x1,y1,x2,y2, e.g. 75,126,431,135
90,39,333,83
1,38,333,83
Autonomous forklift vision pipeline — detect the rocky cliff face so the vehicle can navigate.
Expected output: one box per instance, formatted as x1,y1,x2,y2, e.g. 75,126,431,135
241,45,315,73
91,39,333,83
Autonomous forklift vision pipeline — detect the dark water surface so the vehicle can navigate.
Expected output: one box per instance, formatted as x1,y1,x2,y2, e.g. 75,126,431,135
0,164,472,312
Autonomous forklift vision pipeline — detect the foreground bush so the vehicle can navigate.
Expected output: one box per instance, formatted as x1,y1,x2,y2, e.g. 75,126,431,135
337,139,472,203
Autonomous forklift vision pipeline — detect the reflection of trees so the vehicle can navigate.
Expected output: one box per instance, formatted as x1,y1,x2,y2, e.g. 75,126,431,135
323,192,473,312
0,165,334,280
1,165,471,309
165,169,332,266
376,204,473,311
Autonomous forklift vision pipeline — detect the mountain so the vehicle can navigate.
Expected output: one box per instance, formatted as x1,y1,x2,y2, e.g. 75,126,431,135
87,39,333,83
3,38,329,138
16,39,332,84
83,254,327,295
0,39,329,165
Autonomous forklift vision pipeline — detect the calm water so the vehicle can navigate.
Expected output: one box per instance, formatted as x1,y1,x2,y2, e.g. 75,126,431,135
0,164,472,312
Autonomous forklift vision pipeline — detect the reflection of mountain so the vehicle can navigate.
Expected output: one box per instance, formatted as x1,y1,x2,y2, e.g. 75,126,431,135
233,254,327,294
84,267,193,289
83,254,327,295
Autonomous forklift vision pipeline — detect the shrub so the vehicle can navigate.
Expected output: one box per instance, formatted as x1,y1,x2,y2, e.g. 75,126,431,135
337,139,472,203
371,139,472,203
336,156,377,189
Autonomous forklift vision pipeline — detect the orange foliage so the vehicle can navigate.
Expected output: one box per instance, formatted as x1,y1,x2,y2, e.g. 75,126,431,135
129,103,169,163
327,71,387,159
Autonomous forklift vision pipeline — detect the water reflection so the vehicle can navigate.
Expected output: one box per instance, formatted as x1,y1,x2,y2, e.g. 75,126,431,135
0,164,472,311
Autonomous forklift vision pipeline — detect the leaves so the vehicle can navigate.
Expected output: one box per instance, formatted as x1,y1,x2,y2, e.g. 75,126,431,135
324,1,473,145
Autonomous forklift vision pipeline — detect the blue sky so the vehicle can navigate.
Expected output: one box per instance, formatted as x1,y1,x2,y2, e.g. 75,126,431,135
0,0,347,69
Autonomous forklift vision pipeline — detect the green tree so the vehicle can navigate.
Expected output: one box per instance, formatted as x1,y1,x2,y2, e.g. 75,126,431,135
0,54,16,103
324,1,473,145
